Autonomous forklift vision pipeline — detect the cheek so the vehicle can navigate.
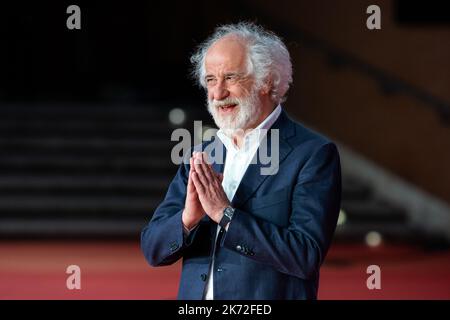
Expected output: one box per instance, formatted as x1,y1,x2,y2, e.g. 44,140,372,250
232,82,252,97
206,90,214,101
228,87,244,99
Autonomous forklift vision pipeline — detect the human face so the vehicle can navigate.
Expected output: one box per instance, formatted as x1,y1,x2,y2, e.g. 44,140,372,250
204,37,259,130
207,83,260,132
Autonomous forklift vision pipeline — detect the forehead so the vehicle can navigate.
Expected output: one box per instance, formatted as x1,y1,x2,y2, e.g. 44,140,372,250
205,36,248,74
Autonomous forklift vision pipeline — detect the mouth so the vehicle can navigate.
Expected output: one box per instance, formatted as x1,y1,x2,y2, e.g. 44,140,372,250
218,104,238,114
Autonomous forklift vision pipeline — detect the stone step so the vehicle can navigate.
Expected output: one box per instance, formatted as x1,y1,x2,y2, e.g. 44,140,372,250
0,104,207,121
341,177,373,200
0,195,161,216
335,222,418,242
0,217,146,238
341,199,407,223
0,154,176,169
0,137,177,156
0,120,180,139
0,175,171,196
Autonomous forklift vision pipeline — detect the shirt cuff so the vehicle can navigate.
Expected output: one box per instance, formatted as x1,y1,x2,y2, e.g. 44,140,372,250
183,223,198,236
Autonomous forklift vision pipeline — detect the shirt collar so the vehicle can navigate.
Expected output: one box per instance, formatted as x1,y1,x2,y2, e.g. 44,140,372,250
217,104,282,152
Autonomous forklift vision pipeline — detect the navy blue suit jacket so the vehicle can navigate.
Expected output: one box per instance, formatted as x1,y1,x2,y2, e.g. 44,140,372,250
141,110,341,299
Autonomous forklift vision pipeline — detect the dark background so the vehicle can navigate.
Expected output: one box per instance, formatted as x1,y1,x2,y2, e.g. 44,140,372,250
2,0,448,103
0,0,449,299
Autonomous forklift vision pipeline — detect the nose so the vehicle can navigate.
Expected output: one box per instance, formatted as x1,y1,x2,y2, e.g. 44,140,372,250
210,80,229,101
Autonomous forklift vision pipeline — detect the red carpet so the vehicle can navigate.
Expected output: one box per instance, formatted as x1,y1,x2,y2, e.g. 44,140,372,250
0,240,449,299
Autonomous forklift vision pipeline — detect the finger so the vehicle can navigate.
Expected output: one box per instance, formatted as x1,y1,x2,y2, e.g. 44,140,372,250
189,157,196,173
187,167,196,195
198,152,219,181
201,151,211,165
191,171,205,194
188,157,200,193
193,153,206,181
200,153,216,182
189,151,197,171
193,154,204,176
203,160,222,187
215,172,224,182
194,155,211,187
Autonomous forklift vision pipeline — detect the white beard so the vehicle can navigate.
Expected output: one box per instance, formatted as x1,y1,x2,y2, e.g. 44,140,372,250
207,88,260,133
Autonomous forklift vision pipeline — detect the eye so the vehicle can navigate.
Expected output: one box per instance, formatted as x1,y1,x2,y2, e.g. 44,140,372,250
225,75,238,83
205,77,216,86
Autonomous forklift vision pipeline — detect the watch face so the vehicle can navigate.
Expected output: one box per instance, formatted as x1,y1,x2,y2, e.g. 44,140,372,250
219,208,232,228
224,207,234,219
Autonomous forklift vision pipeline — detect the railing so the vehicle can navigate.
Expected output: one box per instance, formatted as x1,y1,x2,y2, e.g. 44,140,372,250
237,1,450,125
292,28,450,125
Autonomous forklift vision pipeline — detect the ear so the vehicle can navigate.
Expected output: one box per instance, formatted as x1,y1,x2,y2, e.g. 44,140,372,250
260,78,273,96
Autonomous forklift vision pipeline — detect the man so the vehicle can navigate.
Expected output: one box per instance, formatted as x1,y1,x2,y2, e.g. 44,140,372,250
141,22,341,300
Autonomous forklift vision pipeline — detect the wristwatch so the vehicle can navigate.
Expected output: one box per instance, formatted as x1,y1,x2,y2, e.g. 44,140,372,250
219,206,235,228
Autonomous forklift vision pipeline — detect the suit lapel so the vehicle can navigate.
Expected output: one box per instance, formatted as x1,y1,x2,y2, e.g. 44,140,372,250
231,110,295,207
209,136,226,174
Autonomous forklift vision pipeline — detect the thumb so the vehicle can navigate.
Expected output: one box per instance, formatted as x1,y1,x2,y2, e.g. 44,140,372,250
187,170,193,192
187,158,196,194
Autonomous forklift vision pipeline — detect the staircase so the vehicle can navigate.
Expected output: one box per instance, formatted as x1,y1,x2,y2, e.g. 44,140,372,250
0,103,418,244
0,103,209,238
338,175,412,243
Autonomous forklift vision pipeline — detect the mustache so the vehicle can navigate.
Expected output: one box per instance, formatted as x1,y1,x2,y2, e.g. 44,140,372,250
208,97,240,108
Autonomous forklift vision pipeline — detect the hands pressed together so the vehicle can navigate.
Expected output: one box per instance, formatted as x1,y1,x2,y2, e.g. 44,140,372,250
182,151,230,231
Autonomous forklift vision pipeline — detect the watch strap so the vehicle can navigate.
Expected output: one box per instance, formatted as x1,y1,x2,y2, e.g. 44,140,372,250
219,207,234,228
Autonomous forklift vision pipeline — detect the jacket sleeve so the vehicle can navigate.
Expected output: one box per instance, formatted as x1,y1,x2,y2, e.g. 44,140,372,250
220,142,342,279
140,161,200,267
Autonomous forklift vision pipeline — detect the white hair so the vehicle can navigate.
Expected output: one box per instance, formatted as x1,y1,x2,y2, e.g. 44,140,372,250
207,85,260,130
190,22,293,104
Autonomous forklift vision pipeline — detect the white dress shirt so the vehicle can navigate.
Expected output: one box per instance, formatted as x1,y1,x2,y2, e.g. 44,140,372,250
204,104,282,300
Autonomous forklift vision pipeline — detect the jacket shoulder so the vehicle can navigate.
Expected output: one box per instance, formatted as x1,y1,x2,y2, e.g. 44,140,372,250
285,114,336,153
